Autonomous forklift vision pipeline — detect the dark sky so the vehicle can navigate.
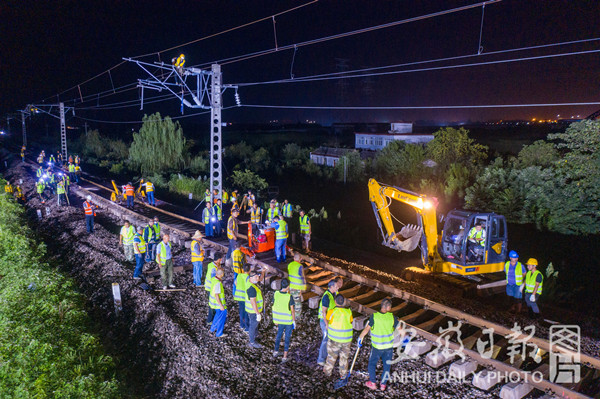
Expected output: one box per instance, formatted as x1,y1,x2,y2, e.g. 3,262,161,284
2,0,600,128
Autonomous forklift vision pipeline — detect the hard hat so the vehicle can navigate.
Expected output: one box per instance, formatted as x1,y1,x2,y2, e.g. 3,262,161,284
526,258,538,266
86,195,92,201
180,54,184,58
509,250,518,258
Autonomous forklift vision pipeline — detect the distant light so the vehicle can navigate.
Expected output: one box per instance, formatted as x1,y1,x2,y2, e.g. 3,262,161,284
531,118,536,122
0,130,5,135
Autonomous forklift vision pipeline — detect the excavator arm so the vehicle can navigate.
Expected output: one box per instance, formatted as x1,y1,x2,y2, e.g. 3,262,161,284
368,178,438,267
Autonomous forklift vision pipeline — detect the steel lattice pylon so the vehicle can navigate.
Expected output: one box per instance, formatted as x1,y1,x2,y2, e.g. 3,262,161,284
59,102,67,160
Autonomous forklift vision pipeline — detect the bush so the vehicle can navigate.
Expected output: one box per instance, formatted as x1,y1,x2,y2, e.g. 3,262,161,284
229,169,268,192
168,175,208,199
0,181,121,397
187,155,208,175
109,162,124,175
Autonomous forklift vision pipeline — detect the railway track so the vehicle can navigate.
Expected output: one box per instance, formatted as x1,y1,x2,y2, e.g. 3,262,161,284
25,160,600,399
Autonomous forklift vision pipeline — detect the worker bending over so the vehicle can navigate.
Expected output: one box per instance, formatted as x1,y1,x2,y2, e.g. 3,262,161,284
272,278,296,363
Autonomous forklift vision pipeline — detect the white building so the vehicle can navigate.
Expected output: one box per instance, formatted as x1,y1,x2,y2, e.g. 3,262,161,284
309,147,356,167
355,122,433,150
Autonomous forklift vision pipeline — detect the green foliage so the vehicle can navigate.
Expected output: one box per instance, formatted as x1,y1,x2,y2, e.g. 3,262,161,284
281,143,309,168
443,163,471,200
0,186,121,398
373,141,426,185
333,151,365,183
187,155,208,175
109,162,124,175
78,129,106,159
168,175,208,199
106,139,129,160
129,112,186,175
230,169,268,192
426,127,488,171
541,262,560,299
517,140,559,168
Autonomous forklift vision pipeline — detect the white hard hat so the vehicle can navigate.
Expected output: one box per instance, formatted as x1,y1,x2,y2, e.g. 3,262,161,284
86,195,92,201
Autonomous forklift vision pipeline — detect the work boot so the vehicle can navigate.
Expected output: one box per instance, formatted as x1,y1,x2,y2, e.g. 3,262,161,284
365,381,377,390
380,384,387,391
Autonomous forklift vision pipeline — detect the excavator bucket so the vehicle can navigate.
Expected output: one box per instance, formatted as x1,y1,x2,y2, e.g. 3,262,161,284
389,224,422,252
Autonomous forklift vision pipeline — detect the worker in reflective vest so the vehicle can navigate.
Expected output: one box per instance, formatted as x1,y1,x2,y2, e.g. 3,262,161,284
222,190,229,204
156,234,174,290
248,203,263,226
323,295,354,379
358,298,399,391
68,163,75,183
36,167,43,178
191,230,205,287
124,182,135,209
299,209,311,251
203,202,215,238
4,182,13,195
83,195,96,233
213,199,223,237
204,257,223,306
247,191,255,208
73,165,80,184
15,185,25,203
204,189,211,204
287,253,306,315
504,250,526,313
56,180,66,206
282,199,292,219
246,271,264,348
145,181,155,206
235,263,251,332
317,279,340,365
271,216,288,263
467,222,486,262
74,155,80,165
213,189,219,204
231,190,238,207
57,152,63,165
36,180,46,203
133,226,147,279
226,209,248,260
272,278,296,362
143,220,157,262
172,53,185,75
267,201,279,223
523,258,543,318
208,268,227,338
151,217,161,260
119,221,136,263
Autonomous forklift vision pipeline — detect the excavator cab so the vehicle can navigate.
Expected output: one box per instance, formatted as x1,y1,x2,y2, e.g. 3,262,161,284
439,210,507,274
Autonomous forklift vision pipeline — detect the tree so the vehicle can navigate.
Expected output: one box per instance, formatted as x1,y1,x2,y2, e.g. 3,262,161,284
333,151,365,183
517,140,559,168
281,143,309,168
373,141,427,185
426,127,488,171
230,169,268,192
128,113,186,175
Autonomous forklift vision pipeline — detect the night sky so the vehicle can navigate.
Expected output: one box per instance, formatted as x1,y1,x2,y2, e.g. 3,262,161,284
2,0,600,128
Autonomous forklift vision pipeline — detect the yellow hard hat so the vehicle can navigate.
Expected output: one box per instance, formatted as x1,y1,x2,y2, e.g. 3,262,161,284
526,258,538,266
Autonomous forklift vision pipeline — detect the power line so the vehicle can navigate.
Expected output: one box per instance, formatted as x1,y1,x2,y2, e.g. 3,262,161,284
243,102,600,110
72,106,237,124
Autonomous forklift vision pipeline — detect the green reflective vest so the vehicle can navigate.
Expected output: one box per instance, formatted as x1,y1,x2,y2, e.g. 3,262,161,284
267,207,279,221
328,307,353,343
505,261,525,286
204,191,211,203
209,279,226,310
36,168,42,177
214,204,222,220
525,270,543,295
299,215,310,234
234,273,248,302
57,183,65,195
153,223,161,238
468,227,485,246
275,220,288,240
245,282,263,314
134,233,147,254
36,182,45,193
288,261,306,291
204,262,217,291
120,225,135,245
318,290,336,319
203,207,213,224
272,291,293,325
282,203,292,218
68,164,75,172
371,312,395,350
155,241,172,266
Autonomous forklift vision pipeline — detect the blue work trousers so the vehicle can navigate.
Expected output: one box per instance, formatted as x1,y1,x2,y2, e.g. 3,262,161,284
227,238,236,259
274,324,293,353
317,318,329,363
275,239,287,262
207,307,215,324
210,308,227,337
205,221,214,237
126,196,134,208
85,215,94,233
238,301,249,331
214,220,222,236
248,312,259,344
145,242,156,262
525,293,540,314
147,191,155,205
134,254,145,278
368,347,393,385
192,261,203,286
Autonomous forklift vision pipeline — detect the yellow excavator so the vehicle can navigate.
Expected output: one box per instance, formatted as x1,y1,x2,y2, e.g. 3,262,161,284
368,178,508,276
110,180,146,202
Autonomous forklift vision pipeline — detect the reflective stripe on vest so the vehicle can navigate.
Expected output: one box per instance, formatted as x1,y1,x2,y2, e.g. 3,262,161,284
134,234,147,254
191,240,204,262
525,270,543,295
267,208,279,221
287,261,306,290
299,215,310,234
204,263,217,291
232,249,244,273
57,184,65,194
468,228,485,246
318,290,336,319
328,307,353,343
146,182,154,192
209,279,226,309
234,274,248,301
283,203,292,217
371,312,395,350
251,208,262,223
203,207,213,224
245,283,263,314
272,291,293,325
214,204,222,220
153,223,161,238
121,225,135,245
125,185,134,196
83,201,93,215
205,191,211,203
227,217,237,239
505,261,524,286
68,164,75,172
156,241,172,265
275,220,288,239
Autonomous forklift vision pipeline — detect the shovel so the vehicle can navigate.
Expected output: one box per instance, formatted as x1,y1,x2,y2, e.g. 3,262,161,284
334,343,361,390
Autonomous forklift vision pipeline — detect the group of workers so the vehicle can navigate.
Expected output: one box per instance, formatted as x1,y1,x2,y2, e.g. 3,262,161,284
504,250,544,318
4,180,25,203
29,149,82,206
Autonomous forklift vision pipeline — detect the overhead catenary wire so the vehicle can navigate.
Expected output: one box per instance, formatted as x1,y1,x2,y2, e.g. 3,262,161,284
243,102,600,110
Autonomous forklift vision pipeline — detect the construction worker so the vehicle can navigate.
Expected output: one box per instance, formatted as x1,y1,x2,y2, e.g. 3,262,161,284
247,203,263,227
205,257,223,308
36,166,43,179
124,182,135,209
4,181,14,195
47,171,56,195
271,216,288,263
56,180,66,206
191,230,205,287
226,209,249,259
151,217,161,260
505,250,526,313
37,153,44,164
62,173,70,196
467,222,486,262
231,190,238,207
204,189,211,205
209,268,227,338
288,253,307,316
68,155,73,164
267,200,279,223
203,202,215,238
323,295,354,380
57,152,63,165
156,234,175,289
234,263,251,332
222,189,229,205
36,179,46,203
21,149,25,162
246,271,264,348
247,191,255,208
317,279,340,366
172,53,185,75
299,209,311,251
272,278,296,362
68,162,75,183
74,155,80,165
48,154,56,166
143,220,158,262
522,258,543,318
232,241,246,299
282,199,292,220
83,195,96,233
358,298,399,391
133,226,147,279
119,220,136,263
74,164,81,183
145,180,156,206
214,199,223,237
213,189,219,204
15,184,25,203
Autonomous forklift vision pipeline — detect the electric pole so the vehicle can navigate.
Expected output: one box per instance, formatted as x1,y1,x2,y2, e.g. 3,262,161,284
21,111,27,147
59,102,67,160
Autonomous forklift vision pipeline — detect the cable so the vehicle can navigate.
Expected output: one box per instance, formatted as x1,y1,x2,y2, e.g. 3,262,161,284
73,106,237,124
243,102,600,110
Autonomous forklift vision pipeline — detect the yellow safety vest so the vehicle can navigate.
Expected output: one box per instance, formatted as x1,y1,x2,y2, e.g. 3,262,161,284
204,262,217,291
232,249,245,274
251,208,262,224
234,273,248,301
371,312,395,350
133,233,147,254
505,261,525,286
525,270,543,295
146,182,154,192
287,261,306,291
275,220,288,240
318,290,336,319
191,240,204,262
120,225,135,245
327,307,353,343
209,279,226,310
227,216,237,239
245,282,263,314
272,291,293,325
155,241,172,266
299,215,310,234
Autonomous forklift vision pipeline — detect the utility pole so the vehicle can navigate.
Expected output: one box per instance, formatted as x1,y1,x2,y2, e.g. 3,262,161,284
59,102,67,160
210,64,223,201
6,116,10,135
84,122,89,135
21,111,27,147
